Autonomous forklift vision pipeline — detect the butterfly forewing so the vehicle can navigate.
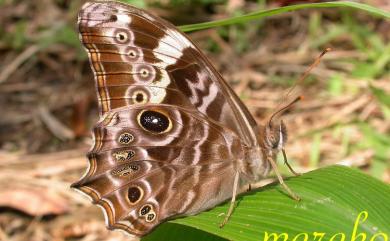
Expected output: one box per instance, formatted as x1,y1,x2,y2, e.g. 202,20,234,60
78,0,258,146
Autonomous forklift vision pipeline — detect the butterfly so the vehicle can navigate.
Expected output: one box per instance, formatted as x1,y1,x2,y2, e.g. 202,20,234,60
71,0,300,237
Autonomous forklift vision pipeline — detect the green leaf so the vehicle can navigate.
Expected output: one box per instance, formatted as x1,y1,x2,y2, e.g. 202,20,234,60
118,0,146,8
143,166,390,241
179,1,390,32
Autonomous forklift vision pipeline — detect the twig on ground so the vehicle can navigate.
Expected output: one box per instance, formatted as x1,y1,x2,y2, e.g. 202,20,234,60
0,45,40,84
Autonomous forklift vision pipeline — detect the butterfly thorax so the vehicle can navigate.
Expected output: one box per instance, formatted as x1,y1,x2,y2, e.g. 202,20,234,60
238,146,269,182
240,120,288,183
249,121,288,179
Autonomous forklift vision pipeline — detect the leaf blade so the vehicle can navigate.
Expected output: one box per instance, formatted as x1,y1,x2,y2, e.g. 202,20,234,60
179,2,390,32
143,166,390,241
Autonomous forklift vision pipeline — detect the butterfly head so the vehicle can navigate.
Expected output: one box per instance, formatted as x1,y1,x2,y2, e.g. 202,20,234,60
263,120,287,153
260,96,302,158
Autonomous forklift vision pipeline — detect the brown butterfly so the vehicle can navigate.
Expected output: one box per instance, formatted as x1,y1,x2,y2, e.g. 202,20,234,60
72,0,300,237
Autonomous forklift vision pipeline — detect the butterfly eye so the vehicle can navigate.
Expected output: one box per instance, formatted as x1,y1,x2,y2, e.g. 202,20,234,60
272,122,288,149
268,128,280,149
268,122,287,150
265,124,280,150
271,137,279,149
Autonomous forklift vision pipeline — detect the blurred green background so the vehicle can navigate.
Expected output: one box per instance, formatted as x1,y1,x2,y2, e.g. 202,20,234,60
0,0,388,240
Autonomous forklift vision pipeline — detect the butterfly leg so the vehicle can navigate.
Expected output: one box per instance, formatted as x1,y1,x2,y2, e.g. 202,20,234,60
267,157,301,201
282,149,301,176
219,171,240,228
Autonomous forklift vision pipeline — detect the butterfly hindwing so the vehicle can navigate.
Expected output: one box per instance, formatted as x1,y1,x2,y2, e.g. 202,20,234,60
72,105,243,236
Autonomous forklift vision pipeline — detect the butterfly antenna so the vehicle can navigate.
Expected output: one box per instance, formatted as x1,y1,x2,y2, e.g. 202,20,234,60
269,48,331,125
284,47,332,100
268,95,303,127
